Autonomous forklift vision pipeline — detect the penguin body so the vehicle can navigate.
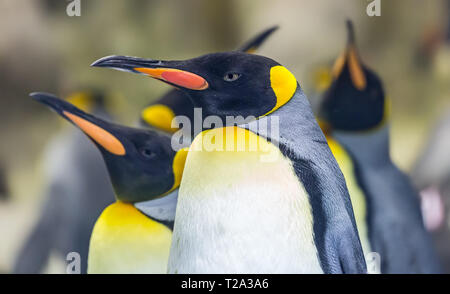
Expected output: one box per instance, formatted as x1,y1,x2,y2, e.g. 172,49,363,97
92,52,367,273
88,201,172,274
89,189,180,273
319,21,440,273
32,93,187,274
170,126,322,274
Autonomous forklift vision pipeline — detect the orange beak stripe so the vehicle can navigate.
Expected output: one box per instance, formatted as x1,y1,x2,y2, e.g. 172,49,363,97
331,46,367,91
348,46,367,90
63,111,126,156
134,67,209,90
332,50,346,78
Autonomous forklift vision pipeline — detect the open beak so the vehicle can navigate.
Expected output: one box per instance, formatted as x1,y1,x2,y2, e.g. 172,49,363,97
331,20,367,90
31,92,126,156
91,56,209,91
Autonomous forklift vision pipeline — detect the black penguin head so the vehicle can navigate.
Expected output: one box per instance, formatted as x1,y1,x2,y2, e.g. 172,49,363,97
139,89,194,133
138,25,280,132
31,92,187,203
319,20,387,132
65,88,107,112
92,52,298,122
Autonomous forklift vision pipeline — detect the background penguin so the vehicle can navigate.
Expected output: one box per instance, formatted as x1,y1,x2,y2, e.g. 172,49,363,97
13,89,115,274
0,161,9,201
139,26,279,139
412,109,450,272
319,20,441,274
415,0,450,71
31,92,188,274
92,51,367,274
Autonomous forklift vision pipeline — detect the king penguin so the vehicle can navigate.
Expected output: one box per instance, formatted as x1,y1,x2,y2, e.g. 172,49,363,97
31,92,188,274
91,51,367,273
318,21,441,274
139,25,279,139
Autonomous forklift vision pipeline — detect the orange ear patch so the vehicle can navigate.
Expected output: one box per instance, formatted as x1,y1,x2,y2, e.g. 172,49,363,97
63,111,126,156
134,67,209,90
348,47,367,90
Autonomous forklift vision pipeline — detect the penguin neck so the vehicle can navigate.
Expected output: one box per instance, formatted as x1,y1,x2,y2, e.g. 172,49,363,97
88,201,172,274
245,87,327,157
333,124,392,167
134,189,178,230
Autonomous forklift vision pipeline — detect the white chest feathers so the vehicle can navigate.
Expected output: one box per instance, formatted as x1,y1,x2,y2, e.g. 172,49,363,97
168,127,323,274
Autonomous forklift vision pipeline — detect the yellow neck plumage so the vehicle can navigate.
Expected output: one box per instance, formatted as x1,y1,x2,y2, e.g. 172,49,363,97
88,202,172,274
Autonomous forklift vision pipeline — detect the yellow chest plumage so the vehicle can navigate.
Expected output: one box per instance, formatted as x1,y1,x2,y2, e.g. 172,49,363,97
326,136,371,255
88,202,172,274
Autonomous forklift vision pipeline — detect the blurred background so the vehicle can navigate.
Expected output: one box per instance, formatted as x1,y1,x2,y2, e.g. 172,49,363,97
0,0,449,273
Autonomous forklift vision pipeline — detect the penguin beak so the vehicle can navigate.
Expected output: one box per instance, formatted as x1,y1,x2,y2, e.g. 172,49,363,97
31,92,126,156
238,25,279,53
331,20,367,90
91,56,209,91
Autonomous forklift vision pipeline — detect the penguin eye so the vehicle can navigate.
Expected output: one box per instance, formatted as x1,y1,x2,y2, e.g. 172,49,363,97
224,72,241,82
140,147,156,159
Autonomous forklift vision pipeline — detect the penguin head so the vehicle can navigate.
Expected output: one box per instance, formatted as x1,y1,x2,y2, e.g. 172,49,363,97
139,89,193,133
31,92,187,203
138,25,280,132
65,88,107,113
319,20,387,132
92,52,298,122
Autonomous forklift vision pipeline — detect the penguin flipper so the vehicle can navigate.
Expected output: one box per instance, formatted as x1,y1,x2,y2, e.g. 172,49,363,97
335,227,368,274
